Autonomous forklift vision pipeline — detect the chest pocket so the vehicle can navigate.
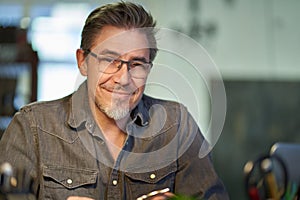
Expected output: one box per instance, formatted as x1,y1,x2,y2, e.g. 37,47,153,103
42,166,98,199
124,162,177,199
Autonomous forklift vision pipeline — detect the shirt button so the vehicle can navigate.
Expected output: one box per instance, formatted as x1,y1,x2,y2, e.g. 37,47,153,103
112,180,118,185
150,173,156,179
66,178,73,184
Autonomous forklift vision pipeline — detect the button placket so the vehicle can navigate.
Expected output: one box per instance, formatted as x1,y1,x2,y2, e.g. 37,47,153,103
107,169,121,199
110,168,119,187
112,180,118,186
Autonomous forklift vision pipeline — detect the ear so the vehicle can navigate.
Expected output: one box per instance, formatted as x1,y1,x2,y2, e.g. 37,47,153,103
76,49,88,76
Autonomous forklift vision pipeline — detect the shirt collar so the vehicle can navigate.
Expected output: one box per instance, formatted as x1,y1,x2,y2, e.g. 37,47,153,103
67,80,93,128
130,95,150,127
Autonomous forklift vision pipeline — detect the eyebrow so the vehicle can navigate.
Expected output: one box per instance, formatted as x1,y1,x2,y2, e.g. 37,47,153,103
99,49,149,62
99,49,120,57
131,57,148,63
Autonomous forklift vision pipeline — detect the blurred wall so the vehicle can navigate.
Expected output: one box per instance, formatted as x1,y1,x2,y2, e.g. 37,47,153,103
2,0,300,76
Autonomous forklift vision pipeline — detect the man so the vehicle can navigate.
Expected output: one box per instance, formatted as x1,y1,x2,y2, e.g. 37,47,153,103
0,2,229,200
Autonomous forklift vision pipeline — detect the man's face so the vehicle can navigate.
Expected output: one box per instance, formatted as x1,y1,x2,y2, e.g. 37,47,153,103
79,26,151,120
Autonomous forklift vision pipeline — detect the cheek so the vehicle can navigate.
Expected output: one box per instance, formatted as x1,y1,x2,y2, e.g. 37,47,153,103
87,74,109,101
132,86,145,102
131,78,147,99
133,78,148,89
86,59,109,82
87,70,109,87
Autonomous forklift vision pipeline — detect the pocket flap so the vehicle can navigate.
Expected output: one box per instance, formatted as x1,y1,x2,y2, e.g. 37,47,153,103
43,166,98,189
125,163,177,184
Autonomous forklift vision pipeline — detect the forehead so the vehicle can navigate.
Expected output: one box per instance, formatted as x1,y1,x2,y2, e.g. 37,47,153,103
92,26,150,55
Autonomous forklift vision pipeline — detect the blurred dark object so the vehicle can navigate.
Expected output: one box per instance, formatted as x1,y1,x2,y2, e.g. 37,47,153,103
0,27,24,44
0,162,36,200
0,26,39,137
243,142,300,200
0,26,38,103
212,80,300,199
0,78,16,116
270,142,300,185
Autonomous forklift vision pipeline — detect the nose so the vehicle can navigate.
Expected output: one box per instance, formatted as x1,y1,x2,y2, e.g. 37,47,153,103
112,62,131,86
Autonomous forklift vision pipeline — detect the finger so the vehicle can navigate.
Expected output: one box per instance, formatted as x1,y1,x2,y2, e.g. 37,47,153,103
150,195,167,200
163,192,175,198
150,192,175,200
67,196,95,200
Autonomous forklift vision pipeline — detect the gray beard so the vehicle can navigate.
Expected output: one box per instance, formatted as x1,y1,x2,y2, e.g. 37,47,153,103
97,99,130,120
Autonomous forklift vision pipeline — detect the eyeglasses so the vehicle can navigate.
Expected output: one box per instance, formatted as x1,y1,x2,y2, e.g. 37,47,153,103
84,49,152,79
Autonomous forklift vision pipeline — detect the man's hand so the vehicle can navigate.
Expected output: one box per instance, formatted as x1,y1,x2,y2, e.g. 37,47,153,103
67,197,95,200
148,192,174,200
137,188,175,200
67,191,174,200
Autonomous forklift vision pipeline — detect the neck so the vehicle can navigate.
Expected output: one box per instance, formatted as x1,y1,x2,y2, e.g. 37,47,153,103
89,99,129,160
92,105,128,131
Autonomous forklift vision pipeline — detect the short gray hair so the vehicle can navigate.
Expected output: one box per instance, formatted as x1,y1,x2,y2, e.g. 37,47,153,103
80,1,157,61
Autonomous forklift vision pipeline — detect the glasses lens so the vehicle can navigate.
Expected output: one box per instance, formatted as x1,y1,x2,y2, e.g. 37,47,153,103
129,61,151,78
97,56,119,74
92,54,151,78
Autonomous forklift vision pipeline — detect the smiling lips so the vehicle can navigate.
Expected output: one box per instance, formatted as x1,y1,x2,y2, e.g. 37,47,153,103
102,86,137,98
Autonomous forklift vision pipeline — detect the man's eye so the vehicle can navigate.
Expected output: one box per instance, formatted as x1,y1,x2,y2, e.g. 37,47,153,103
130,61,144,67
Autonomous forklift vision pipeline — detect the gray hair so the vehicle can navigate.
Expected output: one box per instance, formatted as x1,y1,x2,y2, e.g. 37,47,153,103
80,1,157,61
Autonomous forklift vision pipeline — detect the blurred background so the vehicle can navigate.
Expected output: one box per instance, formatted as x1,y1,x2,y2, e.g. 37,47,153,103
1,0,300,199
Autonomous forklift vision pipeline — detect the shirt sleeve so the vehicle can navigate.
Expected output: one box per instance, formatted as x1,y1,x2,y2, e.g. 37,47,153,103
0,108,39,195
174,105,229,200
175,131,229,199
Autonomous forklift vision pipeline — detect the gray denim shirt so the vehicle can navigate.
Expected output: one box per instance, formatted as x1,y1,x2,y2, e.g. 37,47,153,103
0,81,229,200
